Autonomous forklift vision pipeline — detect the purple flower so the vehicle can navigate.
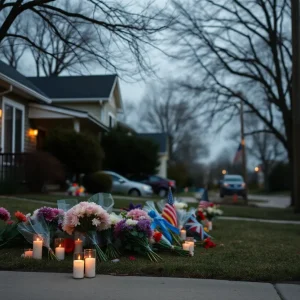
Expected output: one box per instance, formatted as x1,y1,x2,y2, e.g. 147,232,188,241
37,207,56,222
0,207,10,222
137,219,153,238
123,203,142,211
114,220,127,238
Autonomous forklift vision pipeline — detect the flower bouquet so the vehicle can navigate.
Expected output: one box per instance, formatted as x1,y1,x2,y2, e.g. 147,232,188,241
63,201,111,262
18,213,58,260
101,213,123,259
0,208,27,249
114,217,162,262
31,207,65,241
201,203,223,221
151,231,190,256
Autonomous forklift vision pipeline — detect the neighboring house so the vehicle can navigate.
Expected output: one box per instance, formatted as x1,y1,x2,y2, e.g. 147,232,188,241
0,61,123,182
139,133,169,178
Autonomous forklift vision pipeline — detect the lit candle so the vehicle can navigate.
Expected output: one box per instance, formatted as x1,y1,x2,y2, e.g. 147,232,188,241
73,254,84,279
33,236,43,259
183,242,190,252
24,249,33,258
186,241,195,252
55,244,65,260
180,229,186,240
85,255,96,278
74,238,83,253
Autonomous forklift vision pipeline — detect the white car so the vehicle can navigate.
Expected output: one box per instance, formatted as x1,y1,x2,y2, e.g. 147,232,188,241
102,171,153,197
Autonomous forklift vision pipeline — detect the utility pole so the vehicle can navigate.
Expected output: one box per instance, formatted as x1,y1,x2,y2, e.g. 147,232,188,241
240,99,248,205
291,0,300,213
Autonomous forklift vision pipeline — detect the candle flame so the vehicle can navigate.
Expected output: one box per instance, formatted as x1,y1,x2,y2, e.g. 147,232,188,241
37,238,40,241
59,244,61,247
89,255,91,258
78,255,81,260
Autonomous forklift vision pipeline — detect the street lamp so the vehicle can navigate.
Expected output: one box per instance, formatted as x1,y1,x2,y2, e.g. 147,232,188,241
222,169,227,175
254,166,259,172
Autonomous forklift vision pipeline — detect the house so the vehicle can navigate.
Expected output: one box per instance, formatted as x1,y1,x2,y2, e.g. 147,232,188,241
139,133,169,178
0,61,123,155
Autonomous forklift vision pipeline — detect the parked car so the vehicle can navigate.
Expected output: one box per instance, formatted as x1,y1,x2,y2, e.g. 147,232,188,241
101,171,153,197
128,174,176,198
220,174,247,199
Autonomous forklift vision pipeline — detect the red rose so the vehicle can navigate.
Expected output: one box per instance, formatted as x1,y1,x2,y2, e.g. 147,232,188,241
209,203,215,207
153,231,163,243
198,211,206,221
204,238,216,249
129,256,136,261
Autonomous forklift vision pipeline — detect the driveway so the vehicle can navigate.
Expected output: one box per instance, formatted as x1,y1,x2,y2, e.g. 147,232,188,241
1,271,299,300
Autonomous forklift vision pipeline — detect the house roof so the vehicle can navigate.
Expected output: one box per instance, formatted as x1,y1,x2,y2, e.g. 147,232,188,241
139,133,168,153
29,103,109,131
28,75,117,100
0,61,51,103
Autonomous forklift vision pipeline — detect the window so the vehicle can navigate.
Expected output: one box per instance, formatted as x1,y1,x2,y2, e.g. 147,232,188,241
149,176,161,183
108,113,116,128
1,98,24,153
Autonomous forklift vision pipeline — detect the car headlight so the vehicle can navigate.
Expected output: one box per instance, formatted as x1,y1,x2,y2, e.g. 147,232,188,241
224,183,229,187
241,183,246,188
143,185,152,191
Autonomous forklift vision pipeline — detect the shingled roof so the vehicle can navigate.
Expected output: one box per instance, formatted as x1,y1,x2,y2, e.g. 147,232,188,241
0,61,50,102
28,75,117,100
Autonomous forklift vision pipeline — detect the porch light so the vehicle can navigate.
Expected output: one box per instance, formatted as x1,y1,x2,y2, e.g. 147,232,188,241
29,129,38,137
0,109,2,118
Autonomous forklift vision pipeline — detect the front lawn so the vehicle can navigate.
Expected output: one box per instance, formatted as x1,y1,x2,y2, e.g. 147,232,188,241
0,219,299,282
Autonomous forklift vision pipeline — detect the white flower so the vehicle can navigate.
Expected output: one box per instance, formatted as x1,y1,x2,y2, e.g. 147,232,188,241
92,218,101,226
174,202,188,209
125,219,138,226
207,207,213,213
109,213,122,225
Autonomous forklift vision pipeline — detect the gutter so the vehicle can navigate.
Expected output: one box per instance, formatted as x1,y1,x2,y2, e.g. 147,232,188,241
0,85,13,96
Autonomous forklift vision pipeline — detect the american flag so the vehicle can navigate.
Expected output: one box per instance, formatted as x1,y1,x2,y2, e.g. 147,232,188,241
161,188,177,227
198,201,211,210
233,143,243,164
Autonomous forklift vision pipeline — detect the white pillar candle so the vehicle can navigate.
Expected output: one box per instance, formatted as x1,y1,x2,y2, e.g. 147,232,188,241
74,239,83,253
186,241,195,252
85,257,96,278
24,249,33,258
208,221,213,231
55,245,65,260
73,258,84,279
180,230,186,240
183,242,190,252
33,238,43,259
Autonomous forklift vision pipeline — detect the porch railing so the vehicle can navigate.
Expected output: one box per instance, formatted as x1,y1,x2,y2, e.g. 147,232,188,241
0,153,27,187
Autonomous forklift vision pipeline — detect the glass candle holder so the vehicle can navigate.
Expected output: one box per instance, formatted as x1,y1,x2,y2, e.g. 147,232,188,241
84,249,96,278
33,234,43,259
185,237,195,253
24,248,33,258
74,232,84,254
73,252,84,279
55,238,65,260
180,229,186,240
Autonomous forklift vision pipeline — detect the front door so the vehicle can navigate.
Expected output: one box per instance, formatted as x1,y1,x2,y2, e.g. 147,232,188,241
36,129,46,150
1,98,24,153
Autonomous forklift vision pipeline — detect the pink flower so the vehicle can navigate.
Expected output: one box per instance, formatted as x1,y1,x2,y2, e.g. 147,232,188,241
126,209,150,221
0,207,11,222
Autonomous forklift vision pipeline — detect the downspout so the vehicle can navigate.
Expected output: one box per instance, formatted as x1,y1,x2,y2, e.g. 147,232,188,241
0,85,13,152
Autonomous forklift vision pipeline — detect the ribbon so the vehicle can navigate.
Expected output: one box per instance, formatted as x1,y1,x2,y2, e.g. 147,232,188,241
148,210,180,243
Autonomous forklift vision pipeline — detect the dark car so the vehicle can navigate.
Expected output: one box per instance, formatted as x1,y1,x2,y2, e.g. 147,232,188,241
128,174,176,197
220,174,247,199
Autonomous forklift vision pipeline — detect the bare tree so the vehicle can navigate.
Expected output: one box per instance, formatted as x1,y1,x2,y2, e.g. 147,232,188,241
0,0,168,77
165,0,294,203
140,81,208,163
0,10,27,68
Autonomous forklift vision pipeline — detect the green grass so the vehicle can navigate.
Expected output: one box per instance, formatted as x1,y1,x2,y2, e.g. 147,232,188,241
2,194,300,221
0,220,299,282
221,205,300,221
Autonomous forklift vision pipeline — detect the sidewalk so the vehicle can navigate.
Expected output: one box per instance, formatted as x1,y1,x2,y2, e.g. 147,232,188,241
0,271,299,300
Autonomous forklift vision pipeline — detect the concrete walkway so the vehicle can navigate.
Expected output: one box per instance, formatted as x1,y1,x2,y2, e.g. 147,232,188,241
0,271,299,300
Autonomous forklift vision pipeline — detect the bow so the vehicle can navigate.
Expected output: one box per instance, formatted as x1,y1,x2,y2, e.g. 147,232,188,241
148,210,180,243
